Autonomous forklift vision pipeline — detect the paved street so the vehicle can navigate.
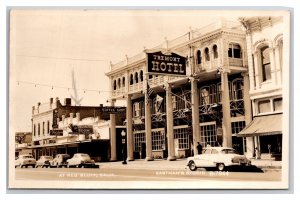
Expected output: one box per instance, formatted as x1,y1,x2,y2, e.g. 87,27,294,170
15,166,281,182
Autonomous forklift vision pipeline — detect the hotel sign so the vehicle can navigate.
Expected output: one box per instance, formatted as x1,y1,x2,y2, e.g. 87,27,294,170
100,106,126,114
147,51,187,76
50,129,63,136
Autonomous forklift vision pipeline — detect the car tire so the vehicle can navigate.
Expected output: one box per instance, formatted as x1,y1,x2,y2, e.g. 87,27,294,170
188,161,197,171
217,163,225,171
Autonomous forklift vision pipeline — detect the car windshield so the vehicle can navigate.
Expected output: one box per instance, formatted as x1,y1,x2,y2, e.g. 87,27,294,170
80,154,90,158
221,149,238,154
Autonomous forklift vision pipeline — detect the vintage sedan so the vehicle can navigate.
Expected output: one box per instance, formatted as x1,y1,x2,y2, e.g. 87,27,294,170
35,156,53,168
66,153,95,168
187,147,251,171
15,154,36,168
50,154,70,168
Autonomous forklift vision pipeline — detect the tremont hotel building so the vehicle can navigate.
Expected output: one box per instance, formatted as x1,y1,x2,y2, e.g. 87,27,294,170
106,17,284,162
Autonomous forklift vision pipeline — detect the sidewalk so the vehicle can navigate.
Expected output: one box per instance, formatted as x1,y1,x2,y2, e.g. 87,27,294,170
96,158,281,171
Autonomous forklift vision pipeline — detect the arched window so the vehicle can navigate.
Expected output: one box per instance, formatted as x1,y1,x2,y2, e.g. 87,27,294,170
213,45,218,59
113,80,117,90
130,74,134,85
117,78,121,89
232,79,244,100
228,43,241,58
196,50,202,64
135,72,139,83
204,48,210,61
261,46,271,82
140,70,143,82
122,77,125,87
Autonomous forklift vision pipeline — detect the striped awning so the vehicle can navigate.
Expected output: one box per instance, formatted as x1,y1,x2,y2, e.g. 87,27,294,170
237,114,282,137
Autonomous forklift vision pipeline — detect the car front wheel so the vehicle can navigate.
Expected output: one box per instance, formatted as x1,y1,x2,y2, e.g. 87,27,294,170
188,161,197,171
217,163,225,171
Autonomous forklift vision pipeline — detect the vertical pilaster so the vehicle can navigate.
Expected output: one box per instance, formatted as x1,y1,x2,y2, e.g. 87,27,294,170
253,51,260,89
221,70,232,147
109,100,117,161
269,47,277,85
145,88,153,161
166,84,176,161
242,72,254,157
191,78,200,155
126,95,134,161
274,46,282,86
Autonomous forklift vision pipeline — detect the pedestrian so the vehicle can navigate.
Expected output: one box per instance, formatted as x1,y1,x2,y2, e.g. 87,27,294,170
196,142,203,155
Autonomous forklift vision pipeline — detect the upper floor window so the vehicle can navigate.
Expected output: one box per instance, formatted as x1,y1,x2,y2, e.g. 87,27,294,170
117,78,121,89
47,121,50,134
196,50,202,64
135,72,139,83
38,123,40,136
140,71,144,82
113,80,117,90
34,124,36,136
200,87,210,106
130,74,134,85
204,48,210,61
228,43,241,58
213,45,218,59
43,122,45,135
261,46,271,82
231,79,244,100
133,102,141,117
122,77,126,87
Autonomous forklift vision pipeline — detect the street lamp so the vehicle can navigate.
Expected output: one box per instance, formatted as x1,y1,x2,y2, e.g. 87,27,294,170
121,130,127,165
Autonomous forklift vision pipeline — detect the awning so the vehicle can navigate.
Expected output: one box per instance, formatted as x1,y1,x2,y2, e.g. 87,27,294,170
237,114,282,137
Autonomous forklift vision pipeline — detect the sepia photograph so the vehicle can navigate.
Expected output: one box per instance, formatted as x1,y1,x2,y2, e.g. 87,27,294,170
8,9,290,189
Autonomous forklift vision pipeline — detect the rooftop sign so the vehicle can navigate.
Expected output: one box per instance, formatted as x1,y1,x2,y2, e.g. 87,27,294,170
147,51,187,76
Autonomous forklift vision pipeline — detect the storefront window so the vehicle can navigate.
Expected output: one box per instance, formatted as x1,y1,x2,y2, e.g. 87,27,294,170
200,123,217,147
134,132,145,152
174,128,190,149
273,98,282,112
152,130,165,151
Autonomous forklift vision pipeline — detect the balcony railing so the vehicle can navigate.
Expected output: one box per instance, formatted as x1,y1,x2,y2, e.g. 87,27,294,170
229,58,243,67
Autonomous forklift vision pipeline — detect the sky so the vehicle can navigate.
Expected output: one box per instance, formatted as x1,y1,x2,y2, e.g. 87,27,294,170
9,9,259,132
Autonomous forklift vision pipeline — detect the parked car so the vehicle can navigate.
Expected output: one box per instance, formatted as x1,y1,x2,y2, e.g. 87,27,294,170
15,154,36,168
186,147,251,171
50,154,70,168
35,156,53,168
66,153,95,168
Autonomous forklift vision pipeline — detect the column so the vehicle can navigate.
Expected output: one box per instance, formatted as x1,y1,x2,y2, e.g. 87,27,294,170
221,70,232,147
242,72,254,157
191,78,200,155
145,88,153,161
109,100,117,161
166,84,176,161
126,95,134,161
245,35,255,91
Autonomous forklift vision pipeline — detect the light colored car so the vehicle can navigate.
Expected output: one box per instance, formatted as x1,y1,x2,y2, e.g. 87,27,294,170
186,147,251,171
35,156,53,168
50,154,70,168
66,153,95,168
15,154,36,168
